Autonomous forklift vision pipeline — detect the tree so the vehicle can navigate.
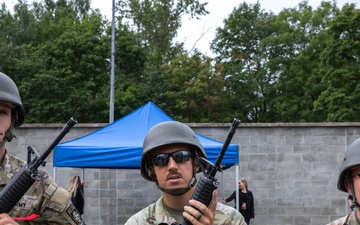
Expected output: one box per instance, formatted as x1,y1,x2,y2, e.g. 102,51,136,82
211,2,277,122
314,3,360,121
20,13,110,123
0,0,37,70
118,0,209,111
265,0,338,122
162,51,225,122
2,0,111,123
112,24,147,118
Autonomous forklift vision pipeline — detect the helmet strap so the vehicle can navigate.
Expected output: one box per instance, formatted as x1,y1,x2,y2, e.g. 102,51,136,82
0,122,15,147
348,174,360,210
158,177,196,196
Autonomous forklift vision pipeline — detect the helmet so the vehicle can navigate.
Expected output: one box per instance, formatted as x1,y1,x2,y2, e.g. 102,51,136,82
141,121,207,181
337,138,360,192
0,72,25,127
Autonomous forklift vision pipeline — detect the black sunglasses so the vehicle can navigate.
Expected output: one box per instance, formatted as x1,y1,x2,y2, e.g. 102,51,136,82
150,150,193,167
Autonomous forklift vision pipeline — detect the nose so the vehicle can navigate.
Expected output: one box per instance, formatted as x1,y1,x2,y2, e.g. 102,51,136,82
167,156,178,170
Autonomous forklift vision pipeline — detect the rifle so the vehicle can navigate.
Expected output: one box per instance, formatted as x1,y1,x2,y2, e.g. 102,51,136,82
0,117,77,213
181,118,240,225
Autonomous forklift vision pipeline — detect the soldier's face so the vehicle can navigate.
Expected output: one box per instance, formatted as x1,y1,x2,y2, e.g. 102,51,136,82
347,166,360,199
151,144,197,191
0,102,13,145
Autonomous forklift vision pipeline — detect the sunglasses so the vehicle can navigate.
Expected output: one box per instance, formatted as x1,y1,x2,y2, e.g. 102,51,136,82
150,150,193,167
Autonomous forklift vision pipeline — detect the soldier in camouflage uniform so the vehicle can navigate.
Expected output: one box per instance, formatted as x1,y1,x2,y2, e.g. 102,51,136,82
125,121,245,225
0,72,84,225
327,138,360,225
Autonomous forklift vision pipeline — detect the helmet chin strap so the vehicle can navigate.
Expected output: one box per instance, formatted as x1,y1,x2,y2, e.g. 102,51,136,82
0,122,16,148
157,165,198,196
348,175,360,211
158,177,197,196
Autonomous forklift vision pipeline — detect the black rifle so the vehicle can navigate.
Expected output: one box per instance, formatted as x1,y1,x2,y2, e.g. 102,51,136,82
0,117,77,213
181,118,240,225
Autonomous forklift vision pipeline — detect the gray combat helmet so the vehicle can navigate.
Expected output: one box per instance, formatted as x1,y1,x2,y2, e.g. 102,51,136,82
0,72,25,127
141,121,207,182
337,138,360,192
337,138,360,211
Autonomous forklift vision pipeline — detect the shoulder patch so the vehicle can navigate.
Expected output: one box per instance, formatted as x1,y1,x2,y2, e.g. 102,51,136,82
66,205,83,225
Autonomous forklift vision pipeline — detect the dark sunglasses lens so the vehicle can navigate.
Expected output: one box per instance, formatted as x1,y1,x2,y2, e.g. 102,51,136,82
151,150,191,167
152,154,170,167
172,151,191,163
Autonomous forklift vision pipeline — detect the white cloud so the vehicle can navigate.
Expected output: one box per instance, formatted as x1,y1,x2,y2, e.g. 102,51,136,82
3,0,358,56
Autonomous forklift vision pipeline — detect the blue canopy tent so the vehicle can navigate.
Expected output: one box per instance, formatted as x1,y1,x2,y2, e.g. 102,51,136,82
53,102,240,225
54,101,239,169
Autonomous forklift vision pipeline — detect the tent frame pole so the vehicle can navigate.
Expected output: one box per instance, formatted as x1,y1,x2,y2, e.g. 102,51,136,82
236,165,239,211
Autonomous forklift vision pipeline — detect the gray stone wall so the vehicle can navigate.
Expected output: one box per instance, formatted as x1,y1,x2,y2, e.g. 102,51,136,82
6,122,360,225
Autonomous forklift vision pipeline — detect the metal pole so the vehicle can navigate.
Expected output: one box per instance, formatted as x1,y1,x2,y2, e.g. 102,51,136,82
53,167,57,182
236,165,239,211
109,0,116,123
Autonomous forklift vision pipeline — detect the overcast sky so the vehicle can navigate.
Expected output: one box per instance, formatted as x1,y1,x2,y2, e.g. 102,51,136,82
2,0,359,56
92,0,359,56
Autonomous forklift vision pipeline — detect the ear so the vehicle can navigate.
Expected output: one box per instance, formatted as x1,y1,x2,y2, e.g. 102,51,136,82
194,157,199,166
147,165,157,180
345,179,353,195
194,157,200,172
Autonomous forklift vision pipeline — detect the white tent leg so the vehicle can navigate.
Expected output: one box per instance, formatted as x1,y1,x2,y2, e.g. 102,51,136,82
98,171,100,225
235,165,239,211
53,167,57,182
221,171,224,199
116,169,118,225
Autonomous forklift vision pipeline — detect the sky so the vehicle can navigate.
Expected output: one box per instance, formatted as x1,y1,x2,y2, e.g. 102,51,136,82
2,0,359,56
88,0,360,56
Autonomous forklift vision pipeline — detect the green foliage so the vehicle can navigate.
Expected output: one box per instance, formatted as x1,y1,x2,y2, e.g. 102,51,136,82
113,24,147,118
20,13,110,123
162,51,225,122
263,1,338,122
1,0,359,123
117,0,209,112
211,2,277,122
314,3,360,121
2,0,110,123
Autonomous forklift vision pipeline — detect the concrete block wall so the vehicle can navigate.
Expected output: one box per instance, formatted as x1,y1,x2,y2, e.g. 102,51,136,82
6,122,360,225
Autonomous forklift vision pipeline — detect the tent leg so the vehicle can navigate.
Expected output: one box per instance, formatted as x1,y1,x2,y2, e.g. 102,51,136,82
221,171,224,199
236,165,239,211
116,169,118,225
53,167,57,182
98,171,100,225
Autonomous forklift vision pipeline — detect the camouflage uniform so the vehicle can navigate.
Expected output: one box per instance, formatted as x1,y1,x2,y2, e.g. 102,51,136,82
125,196,246,225
327,212,360,225
0,152,83,225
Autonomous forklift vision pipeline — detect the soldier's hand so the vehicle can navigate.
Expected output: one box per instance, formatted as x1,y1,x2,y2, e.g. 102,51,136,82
183,190,218,225
0,213,19,225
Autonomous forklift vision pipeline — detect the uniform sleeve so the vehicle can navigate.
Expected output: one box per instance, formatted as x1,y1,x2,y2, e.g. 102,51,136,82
249,191,255,219
237,212,247,225
225,191,236,203
71,186,84,215
124,216,139,225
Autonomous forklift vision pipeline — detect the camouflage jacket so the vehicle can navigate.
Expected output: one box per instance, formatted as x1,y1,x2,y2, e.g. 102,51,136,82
327,211,360,225
125,196,246,225
0,151,83,225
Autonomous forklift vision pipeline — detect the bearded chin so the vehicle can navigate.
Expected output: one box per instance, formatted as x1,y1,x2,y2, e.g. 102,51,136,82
157,177,197,196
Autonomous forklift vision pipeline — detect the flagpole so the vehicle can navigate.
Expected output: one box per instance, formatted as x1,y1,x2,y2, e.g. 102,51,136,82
109,0,115,124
